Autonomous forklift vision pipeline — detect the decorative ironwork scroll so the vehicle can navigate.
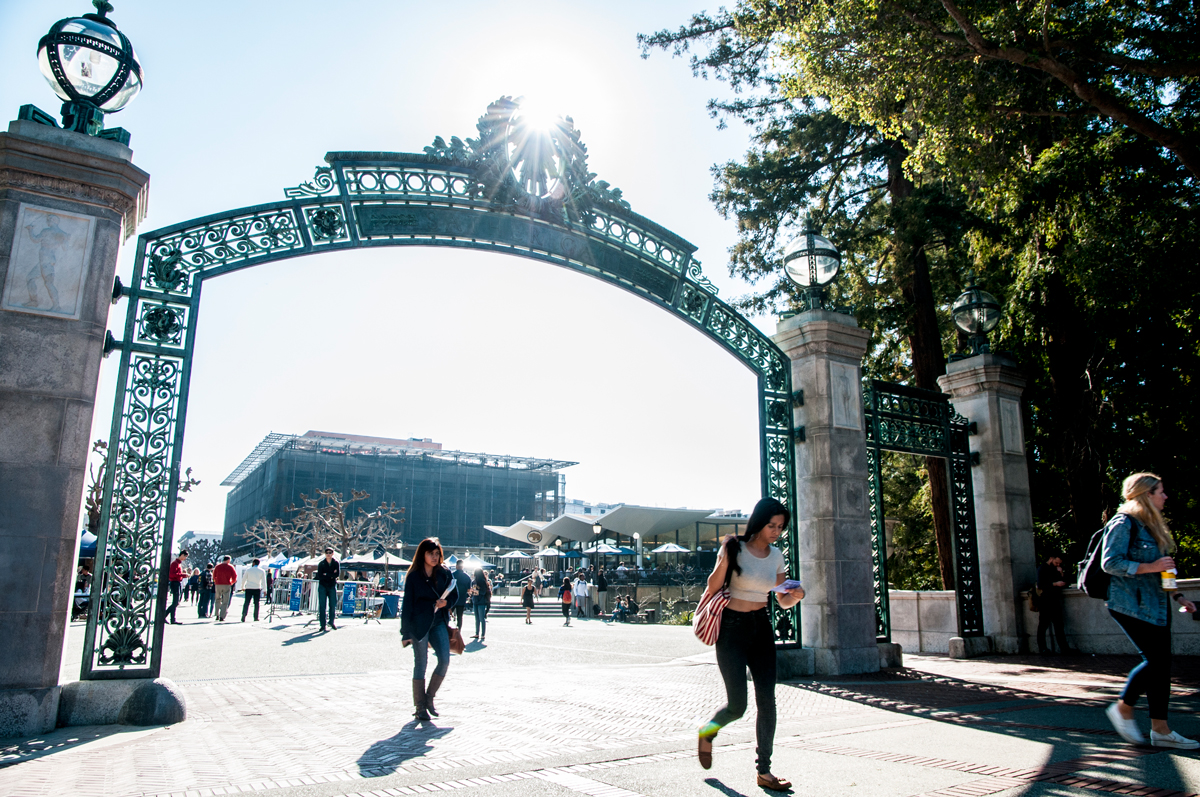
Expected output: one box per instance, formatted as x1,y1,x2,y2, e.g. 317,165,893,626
862,380,983,642
88,98,802,678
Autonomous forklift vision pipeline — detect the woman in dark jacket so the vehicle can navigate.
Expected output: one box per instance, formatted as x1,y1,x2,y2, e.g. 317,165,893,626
1102,473,1198,749
470,569,492,642
401,537,456,721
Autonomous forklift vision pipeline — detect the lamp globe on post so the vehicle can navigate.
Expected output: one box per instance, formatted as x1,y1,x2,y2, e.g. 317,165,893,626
951,276,1002,357
782,214,841,311
37,1,143,138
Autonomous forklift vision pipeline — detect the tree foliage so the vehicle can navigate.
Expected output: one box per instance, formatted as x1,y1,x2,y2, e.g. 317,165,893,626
642,1,1200,575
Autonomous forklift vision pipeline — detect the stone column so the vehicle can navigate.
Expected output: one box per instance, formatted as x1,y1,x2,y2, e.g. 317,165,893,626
938,353,1036,654
774,309,883,675
0,119,148,737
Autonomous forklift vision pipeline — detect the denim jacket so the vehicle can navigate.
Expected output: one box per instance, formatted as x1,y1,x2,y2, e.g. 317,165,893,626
1101,513,1169,626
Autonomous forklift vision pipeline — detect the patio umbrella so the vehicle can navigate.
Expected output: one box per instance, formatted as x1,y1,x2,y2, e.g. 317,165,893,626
650,543,689,553
78,530,97,558
500,550,531,559
536,548,561,557
585,543,623,554
560,550,583,559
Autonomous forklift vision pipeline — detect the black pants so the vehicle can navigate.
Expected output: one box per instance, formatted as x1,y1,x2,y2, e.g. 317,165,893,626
166,581,181,622
454,605,466,628
1110,609,1172,720
1037,600,1066,653
242,588,261,621
709,608,777,775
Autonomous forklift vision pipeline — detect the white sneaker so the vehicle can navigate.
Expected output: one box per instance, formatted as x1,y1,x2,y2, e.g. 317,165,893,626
1151,730,1200,750
1106,703,1146,744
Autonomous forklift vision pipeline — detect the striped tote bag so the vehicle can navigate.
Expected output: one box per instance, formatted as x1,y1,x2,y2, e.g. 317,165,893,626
692,587,730,646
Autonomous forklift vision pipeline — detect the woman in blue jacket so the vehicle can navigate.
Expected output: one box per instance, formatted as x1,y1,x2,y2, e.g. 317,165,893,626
1102,473,1197,749
401,537,456,721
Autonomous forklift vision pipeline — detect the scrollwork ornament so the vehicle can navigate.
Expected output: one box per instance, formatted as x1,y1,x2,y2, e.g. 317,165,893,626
309,208,344,240
146,249,186,292
284,165,337,199
140,306,183,344
686,260,718,295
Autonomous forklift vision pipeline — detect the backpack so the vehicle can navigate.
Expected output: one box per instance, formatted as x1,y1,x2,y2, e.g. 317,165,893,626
1077,515,1135,599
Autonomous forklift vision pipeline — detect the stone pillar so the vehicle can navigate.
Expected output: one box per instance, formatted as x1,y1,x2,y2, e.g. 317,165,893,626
774,309,881,675
938,353,1036,654
0,119,148,737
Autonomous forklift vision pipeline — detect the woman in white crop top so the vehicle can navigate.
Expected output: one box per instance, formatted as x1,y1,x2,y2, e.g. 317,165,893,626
696,497,804,791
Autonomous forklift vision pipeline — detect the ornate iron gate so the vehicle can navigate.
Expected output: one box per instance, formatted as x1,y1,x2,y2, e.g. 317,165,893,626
863,380,983,643
82,98,801,679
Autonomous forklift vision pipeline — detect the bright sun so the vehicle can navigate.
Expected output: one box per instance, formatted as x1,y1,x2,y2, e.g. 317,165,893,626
514,96,561,132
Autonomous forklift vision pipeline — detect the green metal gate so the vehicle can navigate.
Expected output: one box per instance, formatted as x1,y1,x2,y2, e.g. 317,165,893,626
82,98,801,679
863,380,983,643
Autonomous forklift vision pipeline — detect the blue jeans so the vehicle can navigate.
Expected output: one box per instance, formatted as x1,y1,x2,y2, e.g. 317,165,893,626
474,604,489,638
317,583,338,629
412,620,450,679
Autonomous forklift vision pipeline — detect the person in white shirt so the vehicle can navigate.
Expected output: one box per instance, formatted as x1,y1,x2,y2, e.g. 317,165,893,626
241,558,268,622
572,572,591,618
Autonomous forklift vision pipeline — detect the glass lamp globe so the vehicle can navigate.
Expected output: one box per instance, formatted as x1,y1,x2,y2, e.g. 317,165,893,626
38,6,142,114
782,228,841,288
951,285,1002,335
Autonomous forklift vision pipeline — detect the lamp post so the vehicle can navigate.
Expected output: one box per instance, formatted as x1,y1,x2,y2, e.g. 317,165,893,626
31,1,143,143
782,214,842,311
950,276,1002,358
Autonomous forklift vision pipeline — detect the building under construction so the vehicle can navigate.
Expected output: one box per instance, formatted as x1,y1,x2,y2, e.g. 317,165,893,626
221,431,573,551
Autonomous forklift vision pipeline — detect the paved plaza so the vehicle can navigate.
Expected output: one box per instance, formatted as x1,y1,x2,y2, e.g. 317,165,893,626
4,607,1200,797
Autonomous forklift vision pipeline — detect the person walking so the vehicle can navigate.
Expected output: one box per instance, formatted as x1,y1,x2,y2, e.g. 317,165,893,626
316,547,340,632
521,577,536,624
558,577,573,626
197,563,215,618
470,569,492,641
186,568,200,604
400,537,456,722
1036,553,1070,655
166,550,188,624
573,571,590,619
212,555,237,623
451,560,472,630
241,558,268,622
696,497,804,791
1102,473,1199,749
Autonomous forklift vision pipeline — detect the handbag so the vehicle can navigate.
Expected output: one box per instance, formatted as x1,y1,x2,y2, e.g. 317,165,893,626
448,626,465,655
693,587,730,646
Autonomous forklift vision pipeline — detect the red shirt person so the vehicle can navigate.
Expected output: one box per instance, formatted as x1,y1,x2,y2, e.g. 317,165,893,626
165,550,188,624
212,556,238,622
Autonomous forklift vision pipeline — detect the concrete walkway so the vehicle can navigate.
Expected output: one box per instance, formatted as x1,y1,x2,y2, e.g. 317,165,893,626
4,613,1199,797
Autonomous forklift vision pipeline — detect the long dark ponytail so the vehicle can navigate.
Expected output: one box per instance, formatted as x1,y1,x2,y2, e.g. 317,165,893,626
725,497,791,579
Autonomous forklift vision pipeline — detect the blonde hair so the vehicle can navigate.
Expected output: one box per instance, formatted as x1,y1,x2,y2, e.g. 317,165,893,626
1117,472,1174,554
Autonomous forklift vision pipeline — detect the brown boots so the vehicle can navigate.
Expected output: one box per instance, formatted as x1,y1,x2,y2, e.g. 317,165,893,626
412,674,445,721
426,673,445,717
412,679,430,721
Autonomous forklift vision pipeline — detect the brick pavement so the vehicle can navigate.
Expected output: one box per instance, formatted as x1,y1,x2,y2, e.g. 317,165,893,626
6,620,1200,797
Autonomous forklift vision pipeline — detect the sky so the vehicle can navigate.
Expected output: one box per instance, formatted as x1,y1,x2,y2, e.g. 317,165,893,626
0,1,786,536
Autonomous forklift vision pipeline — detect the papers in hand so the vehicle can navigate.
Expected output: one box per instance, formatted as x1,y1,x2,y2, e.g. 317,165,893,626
772,579,803,594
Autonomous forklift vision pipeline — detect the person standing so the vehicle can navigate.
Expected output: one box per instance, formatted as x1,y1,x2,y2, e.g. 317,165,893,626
166,550,188,625
316,547,340,632
596,568,608,615
558,577,573,626
521,577,536,624
451,560,472,630
212,556,237,623
1102,473,1199,749
400,538,456,721
1036,553,1069,655
572,571,590,619
197,563,215,618
186,568,200,604
696,497,804,791
471,569,492,642
241,558,268,622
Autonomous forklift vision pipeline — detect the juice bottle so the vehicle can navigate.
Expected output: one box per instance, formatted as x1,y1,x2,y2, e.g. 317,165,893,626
1162,568,1178,591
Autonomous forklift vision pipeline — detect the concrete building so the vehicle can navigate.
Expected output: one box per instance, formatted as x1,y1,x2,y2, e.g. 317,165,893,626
221,431,575,551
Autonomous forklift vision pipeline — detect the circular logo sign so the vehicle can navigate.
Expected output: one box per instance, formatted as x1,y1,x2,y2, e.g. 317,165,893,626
527,530,543,544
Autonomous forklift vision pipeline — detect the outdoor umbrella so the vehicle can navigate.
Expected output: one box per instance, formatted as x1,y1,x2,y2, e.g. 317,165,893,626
78,530,97,558
500,551,531,559
585,543,623,554
536,548,561,557
650,543,689,553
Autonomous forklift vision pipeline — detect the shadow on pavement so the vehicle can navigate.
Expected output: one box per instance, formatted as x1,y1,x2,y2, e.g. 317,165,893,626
356,721,452,775
280,630,324,645
702,776,752,796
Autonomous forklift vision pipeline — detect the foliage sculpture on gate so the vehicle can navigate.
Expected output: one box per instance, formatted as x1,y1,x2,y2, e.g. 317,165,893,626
86,98,800,678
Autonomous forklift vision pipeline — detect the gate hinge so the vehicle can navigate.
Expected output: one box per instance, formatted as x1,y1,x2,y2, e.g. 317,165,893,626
103,331,123,358
793,426,806,443
791,389,804,407
970,452,980,466
112,276,129,304
967,421,978,435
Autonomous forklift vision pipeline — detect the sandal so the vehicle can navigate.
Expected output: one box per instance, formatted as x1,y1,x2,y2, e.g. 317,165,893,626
697,735,712,770
756,773,792,791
